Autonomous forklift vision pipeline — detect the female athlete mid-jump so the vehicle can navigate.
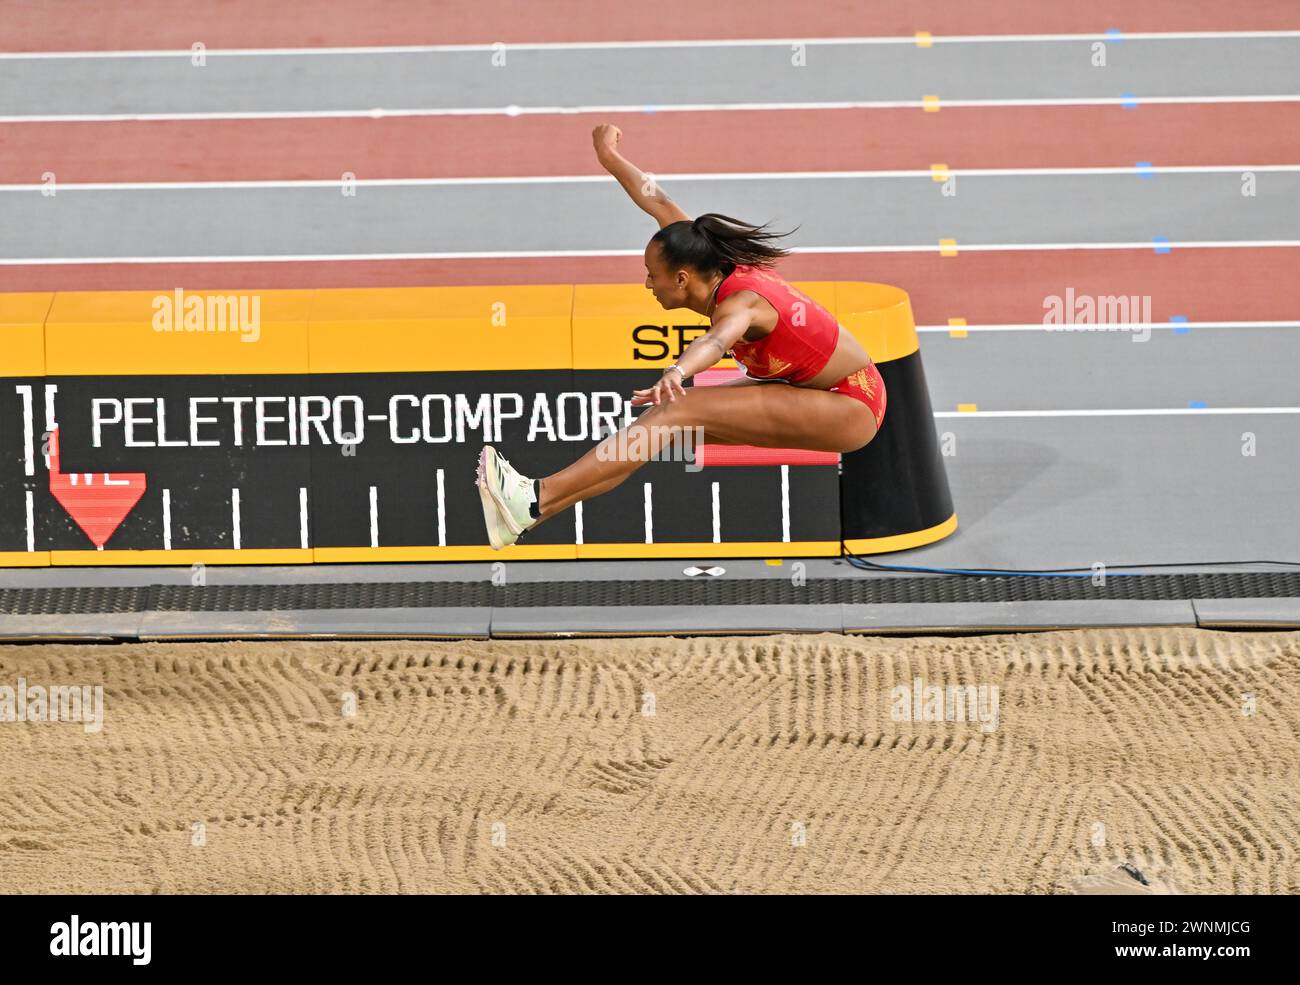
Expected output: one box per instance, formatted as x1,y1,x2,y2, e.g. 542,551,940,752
476,124,886,549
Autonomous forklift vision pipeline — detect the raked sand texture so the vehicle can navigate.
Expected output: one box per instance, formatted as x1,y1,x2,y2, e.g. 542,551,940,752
1,627,1297,894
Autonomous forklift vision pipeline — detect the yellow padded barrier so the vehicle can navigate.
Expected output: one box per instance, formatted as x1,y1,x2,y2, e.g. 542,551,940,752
0,279,949,565
836,283,920,363
44,289,313,375
310,285,573,373
0,292,53,377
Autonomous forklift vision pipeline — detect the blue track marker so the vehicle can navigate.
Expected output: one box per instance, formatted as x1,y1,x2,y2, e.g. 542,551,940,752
1121,92,1138,109
1153,236,1171,254
1189,400,1208,409
1170,315,1189,335
1105,28,1124,44
1136,161,1154,179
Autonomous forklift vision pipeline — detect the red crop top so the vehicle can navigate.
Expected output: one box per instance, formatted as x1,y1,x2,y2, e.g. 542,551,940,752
714,264,840,383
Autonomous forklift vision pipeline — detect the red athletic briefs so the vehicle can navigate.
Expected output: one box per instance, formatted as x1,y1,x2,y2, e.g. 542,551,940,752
828,361,887,431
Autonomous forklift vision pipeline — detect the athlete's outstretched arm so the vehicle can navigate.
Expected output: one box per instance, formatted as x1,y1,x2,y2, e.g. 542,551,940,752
592,124,691,229
631,295,755,406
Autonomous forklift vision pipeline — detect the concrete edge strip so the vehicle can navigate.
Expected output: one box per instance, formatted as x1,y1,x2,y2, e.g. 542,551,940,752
0,599,1236,641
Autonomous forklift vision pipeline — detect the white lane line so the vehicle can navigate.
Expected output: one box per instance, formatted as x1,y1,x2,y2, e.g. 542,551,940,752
921,321,1300,332
711,481,721,543
4,164,1298,192
369,485,379,547
574,501,584,545
5,94,1299,123
4,30,1298,58
162,488,171,550
4,241,1299,266
643,482,653,544
435,467,446,547
17,384,34,475
298,486,309,549
24,490,34,552
780,465,791,543
43,384,56,468
936,407,1300,417
231,488,241,549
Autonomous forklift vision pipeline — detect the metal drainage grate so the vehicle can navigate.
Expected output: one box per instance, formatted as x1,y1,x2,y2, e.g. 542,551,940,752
0,571,1298,616
0,586,153,616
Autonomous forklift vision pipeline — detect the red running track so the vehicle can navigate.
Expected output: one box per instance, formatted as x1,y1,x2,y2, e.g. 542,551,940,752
4,0,1296,51
4,249,1295,326
4,104,1299,183
3,2,1294,329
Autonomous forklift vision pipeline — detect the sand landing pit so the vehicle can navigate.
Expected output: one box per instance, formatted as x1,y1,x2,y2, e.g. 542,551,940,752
1,626,1296,894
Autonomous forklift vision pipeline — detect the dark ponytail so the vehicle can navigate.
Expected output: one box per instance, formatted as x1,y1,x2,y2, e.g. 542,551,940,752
650,212,798,277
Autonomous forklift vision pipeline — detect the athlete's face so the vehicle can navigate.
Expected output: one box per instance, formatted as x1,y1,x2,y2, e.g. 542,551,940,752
644,242,690,309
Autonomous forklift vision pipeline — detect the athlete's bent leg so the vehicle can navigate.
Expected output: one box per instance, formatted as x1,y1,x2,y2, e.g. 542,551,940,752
532,383,876,525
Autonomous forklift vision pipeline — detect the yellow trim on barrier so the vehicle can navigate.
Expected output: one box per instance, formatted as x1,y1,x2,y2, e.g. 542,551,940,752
4,281,917,374
0,292,55,323
577,541,840,559
836,283,919,363
40,542,847,565
45,289,313,376
310,285,574,373
43,542,848,564
842,513,958,555
313,545,578,562
0,551,50,567
6,281,936,566
0,292,53,377
51,549,314,566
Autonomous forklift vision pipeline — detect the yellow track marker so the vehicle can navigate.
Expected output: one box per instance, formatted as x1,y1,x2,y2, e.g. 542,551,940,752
765,559,784,566
922,94,941,112
930,163,950,182
947,317,968,338
915,32,933,48
939,238,959,257
958,403,978,413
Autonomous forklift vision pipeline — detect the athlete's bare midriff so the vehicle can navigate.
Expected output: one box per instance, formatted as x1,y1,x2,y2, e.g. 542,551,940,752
734,290,872,388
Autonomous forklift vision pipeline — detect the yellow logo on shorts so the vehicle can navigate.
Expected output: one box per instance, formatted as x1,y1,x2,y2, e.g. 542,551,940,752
767,354,792,377
847,366,877,396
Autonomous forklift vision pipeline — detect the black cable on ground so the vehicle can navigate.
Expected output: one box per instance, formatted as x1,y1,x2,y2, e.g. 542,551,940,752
840,543,1300,579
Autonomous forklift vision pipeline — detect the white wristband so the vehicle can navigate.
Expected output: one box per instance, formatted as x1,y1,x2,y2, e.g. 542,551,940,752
666,364,686,379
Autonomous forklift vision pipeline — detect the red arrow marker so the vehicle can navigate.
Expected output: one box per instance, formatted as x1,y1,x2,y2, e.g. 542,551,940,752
47,428,147,548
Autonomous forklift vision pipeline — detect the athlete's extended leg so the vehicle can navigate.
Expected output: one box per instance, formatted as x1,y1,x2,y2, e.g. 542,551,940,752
530,382,876,526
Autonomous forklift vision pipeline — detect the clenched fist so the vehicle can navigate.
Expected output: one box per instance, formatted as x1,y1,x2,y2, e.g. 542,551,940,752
592,123,622,155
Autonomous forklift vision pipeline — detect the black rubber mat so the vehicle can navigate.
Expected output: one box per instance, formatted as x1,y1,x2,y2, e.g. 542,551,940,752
2,572,1299,616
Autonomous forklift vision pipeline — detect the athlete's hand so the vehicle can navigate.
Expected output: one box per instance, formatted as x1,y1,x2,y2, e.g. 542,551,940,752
631,368,687,406
592,123,622,157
